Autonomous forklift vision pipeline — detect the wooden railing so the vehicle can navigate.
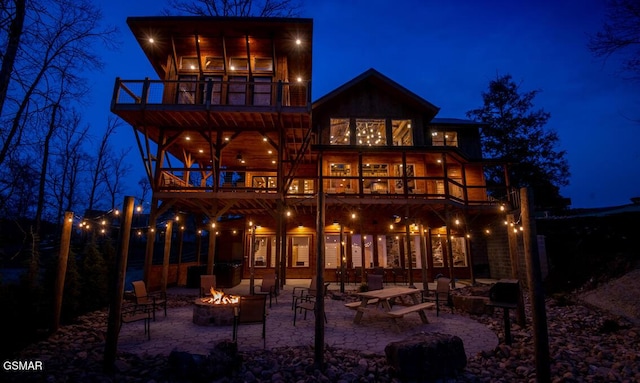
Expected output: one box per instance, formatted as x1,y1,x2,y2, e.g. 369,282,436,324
112,78,311,109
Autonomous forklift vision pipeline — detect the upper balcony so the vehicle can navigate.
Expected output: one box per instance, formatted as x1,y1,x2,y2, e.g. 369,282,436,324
111,78,311,132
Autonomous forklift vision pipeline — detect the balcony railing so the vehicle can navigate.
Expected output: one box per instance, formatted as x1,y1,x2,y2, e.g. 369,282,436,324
112,78,311,109
156,170,506,206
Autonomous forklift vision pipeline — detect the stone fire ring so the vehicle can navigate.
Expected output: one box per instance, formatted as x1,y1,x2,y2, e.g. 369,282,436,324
192,299,239,326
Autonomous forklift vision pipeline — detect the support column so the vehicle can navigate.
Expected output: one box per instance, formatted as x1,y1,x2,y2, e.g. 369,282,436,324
104,196,135,371
161,220,173,293
52,211,73,331
143,198,158,286
207,223,216,275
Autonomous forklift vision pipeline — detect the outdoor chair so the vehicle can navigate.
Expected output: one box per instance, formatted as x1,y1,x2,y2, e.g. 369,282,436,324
131,280,167,321
255,273,278,308
120,303,152,340
422,276,453,316
200,275,216,297
392,268,407,285
293,291,328,326
292,277,330,310
232,294,267,348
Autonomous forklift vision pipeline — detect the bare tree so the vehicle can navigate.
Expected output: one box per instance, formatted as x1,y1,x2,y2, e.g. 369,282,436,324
49,112,90,223
589,0,640,79
0,0,26,118
0,0,117,169
87,117,122,212
138,176,151,207
102,148,132,210
164,0,302,17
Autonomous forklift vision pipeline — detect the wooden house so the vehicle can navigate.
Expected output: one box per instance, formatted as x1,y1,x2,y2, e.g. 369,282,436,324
111,16,512,290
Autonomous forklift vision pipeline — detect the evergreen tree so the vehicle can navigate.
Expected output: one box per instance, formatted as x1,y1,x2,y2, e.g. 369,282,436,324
80,238,109,311
467,74,570,209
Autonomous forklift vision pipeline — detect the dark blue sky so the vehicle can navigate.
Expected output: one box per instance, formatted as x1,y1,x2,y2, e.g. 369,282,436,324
96,0,639,208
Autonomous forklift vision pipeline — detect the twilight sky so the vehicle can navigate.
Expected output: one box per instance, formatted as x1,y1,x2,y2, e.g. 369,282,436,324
95,0,639,209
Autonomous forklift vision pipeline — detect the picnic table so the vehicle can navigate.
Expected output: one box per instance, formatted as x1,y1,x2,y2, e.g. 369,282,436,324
348,287,435,331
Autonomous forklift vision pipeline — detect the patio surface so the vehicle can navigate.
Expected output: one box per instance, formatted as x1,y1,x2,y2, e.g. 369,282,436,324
117,279,498,358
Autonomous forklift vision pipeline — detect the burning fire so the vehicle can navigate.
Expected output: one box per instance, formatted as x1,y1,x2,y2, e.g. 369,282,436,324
201,287,239,305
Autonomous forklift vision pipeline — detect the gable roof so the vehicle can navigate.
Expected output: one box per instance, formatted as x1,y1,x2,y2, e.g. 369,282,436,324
313,68,440,118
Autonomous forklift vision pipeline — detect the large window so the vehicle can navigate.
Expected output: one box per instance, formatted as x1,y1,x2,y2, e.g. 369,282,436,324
203,76,222,104
329,163,352,192
177,75,197,104
325,235,340,268
330,118,350,145
393,164,415,194
292,236,310,267
254,236,269,267
351,234,374,268
451,237,468,267
432,131,458,147
362,163,388,193
431,235,445,267
228,76,247,105
356,119,386,146
392,120,413,146
253,77,272,106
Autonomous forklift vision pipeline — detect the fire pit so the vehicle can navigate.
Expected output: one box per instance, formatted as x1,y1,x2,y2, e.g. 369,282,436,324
193,288,240,326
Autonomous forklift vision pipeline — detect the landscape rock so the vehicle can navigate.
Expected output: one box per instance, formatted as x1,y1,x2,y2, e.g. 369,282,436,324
384,332,466,381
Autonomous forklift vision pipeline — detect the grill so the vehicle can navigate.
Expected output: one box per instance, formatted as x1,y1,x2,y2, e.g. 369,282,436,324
489,279,520,306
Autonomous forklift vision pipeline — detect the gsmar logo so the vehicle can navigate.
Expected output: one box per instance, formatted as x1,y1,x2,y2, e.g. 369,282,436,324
3,360,44,371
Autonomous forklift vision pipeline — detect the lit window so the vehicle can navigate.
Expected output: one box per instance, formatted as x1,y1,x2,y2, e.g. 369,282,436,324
356,119,386,146
392,120,413,146
330,118,350,145
432,131,458,147
180,57,199,71
204,57,224,71
254,58,273,72
229,57,248,71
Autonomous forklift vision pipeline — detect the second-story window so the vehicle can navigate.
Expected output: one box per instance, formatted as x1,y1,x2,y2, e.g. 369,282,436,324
253,77,272,106
432,131,458,147
254,57,273,72
180,57,199,71
392,120,413,146
229,57,249,71
330,118,350,145
205,57,224,71
356,119,386,146
228,76,247,105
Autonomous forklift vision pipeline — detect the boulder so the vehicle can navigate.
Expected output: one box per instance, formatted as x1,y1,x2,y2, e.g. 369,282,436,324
385,332,466,382
452,295,494,315
168,340,241,381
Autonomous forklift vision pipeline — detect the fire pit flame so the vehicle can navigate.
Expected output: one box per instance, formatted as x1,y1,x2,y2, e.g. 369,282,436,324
201,287,239,305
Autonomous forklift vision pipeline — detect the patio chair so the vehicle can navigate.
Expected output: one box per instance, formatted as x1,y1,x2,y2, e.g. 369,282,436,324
120,303,152,340
422,276,453,316
255,273,278,308
292,277,329,309
293,290,328,326
131,280,167,321
392,268,407,285
200,275,216,297
232,294,267,348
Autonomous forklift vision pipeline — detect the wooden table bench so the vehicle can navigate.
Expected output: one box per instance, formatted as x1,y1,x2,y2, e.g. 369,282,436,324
352,287,431,331
386,302,435,318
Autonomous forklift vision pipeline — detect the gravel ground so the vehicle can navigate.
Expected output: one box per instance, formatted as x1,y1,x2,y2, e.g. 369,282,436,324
2,274,639,383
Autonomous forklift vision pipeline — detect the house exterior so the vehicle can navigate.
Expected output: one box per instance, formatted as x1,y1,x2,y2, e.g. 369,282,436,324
110,16,513,290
